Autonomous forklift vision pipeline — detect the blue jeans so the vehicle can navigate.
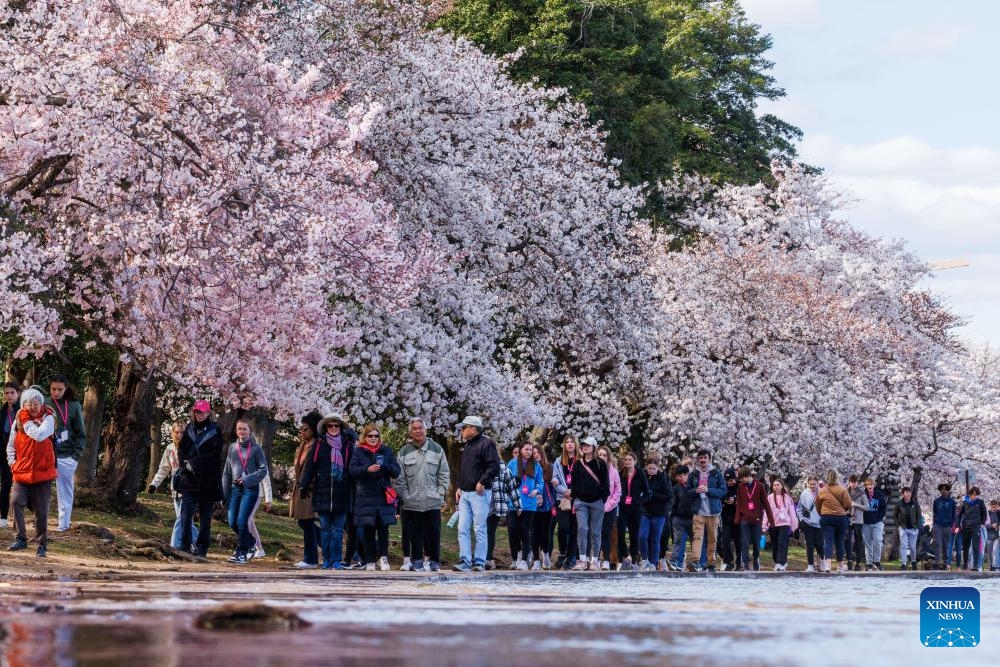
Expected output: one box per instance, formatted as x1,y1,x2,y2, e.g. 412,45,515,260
317,511,348,567
458,490,492,566
227,485,260,553
821,515,850,561
670,516,692,567
639,515,666,563
170,495,198,549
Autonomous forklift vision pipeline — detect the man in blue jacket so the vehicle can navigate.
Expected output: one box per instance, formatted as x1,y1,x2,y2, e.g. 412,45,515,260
861,477,888,570
686,449,727,572
932,483,957,570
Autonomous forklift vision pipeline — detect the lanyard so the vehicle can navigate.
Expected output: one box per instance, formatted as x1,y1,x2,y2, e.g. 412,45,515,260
236,440,251,470
53,399,69,427
626,470,634,497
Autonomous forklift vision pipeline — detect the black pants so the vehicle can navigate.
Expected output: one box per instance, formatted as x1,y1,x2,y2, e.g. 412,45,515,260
487,513,501,561
0,456,12,520
719,518,740,567
739,522,762,567
961,526,981,569
532,510,552,560
508,510,533,561
179,494,214,555
362,515,390,561
555,508,578,563
297,518,320,565
660,512,672,557
402,508,441,564
770,525,791,565
617,507,642,562
803,523,823,565
345,513,364,563
847,523,864,565
600,508,617,562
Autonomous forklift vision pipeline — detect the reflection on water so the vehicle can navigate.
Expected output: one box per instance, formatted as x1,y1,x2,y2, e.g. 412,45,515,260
0,574,996,666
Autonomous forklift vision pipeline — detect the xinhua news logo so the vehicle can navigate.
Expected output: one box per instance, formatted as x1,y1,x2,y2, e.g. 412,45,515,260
921,587,980,648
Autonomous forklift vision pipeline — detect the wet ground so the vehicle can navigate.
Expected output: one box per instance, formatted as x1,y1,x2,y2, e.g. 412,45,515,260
0,571,996,666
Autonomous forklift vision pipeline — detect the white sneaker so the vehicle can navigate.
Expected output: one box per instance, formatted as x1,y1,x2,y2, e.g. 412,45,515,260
378,557,390,571
601,560,610,571
639,559,650,571
423,561,432,572
542,554,551,569
572,560,588,571
531,560,541,570
804,565,815,572
838,562,848,573
254,547,266,559
294,561,317,570
0,519,8,529
657,558,668,571
400,557,413,571
364,563,376,571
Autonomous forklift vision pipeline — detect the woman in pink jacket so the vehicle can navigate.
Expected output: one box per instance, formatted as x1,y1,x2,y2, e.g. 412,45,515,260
762,478,799,571
597,446,622,571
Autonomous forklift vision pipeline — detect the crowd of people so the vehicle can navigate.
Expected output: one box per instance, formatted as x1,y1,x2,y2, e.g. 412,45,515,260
3,382,998,573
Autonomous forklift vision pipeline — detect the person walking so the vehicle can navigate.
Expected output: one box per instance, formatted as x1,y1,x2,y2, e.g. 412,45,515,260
667,463,692,571
290,414,322,569
551,435,579,569
733,467,774,572
685,449,726,572
508,441,544,570
796,475,823,572
861,477,887,570
5,387,56,557
895,486,922,571
597,446,621,571
349,424,401,571
396,418,450,572
846,475,866,571
638,456,671,571
148,420,198,548
222,419,269,564
617,451,645,571
485,447,521,570
816,470,853,573
987,499,1000,571
300,414,356,570
532,446,555,570
46,375,86,532
453,416,501,572
0,382,21,530
176,400,224,557
570,436,609,570
932,483,957,570
762,478,798,571
956,486,987,571
247,472,272,559
719,467,741,572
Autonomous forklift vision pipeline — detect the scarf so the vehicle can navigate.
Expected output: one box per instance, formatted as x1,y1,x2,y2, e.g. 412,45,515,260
360,439,380,454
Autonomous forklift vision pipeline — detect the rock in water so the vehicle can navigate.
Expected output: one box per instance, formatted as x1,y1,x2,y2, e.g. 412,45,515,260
194,603,311,631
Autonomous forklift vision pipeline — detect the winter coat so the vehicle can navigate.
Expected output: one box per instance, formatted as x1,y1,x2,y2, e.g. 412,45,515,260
300,429,357,515
933,495,957,527
507,458,545,512
177,420,225,503
44,397,86,460
762,493,799,532
895,498,923,530
734,480,775,526
151,444,183,499
396,437,450,512
605,466,622,513
848,484,867,524
569,457,610,504
684,465,727,515
640,472,671,517
6,407,57,485
862,487,888,524
289,440,317,520
796,488,821,527
958,498,988,529
816,484,853,517
222,439,269,502
456,433,501,492
620,468,647,515
349,444,401,526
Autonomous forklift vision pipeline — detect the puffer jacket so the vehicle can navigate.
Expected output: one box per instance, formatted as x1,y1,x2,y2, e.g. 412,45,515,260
349,444,401,527
300,428,357,514
7,407,57,485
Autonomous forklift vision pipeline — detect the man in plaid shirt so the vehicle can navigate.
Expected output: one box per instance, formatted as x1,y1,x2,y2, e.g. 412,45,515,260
485,460,522,570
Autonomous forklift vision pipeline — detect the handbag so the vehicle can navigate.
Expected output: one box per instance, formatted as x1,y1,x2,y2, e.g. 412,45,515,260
384,486,398,506
558,497,573,512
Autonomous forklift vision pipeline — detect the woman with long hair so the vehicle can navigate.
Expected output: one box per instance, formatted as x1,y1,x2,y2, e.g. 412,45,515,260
762,477,798,571
300,414,357,569
348,424,401,571
816,469,853,573
0,382,21,529
46,374,86,532
570,437,610,570
597,446,621,571
616,450,644,570
507,441,544,570
222,419,269,564
148,420,198,548
551,435,579,569
532,446,555,569
290,414,321,569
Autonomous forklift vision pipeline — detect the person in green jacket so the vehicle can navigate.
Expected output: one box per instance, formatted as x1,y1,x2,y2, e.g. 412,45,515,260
46,375,86,532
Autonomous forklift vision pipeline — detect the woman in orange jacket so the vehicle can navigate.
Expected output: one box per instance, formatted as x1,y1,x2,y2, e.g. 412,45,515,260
5,387,57,557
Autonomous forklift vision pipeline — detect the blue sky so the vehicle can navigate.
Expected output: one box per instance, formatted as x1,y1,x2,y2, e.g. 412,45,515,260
742,0,1000,347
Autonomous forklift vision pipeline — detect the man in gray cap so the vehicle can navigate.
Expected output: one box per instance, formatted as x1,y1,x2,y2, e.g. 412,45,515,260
396,417,450,572
453,415,500,571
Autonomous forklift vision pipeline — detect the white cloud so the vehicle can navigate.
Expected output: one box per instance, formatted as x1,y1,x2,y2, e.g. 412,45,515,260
740,0,822,29
882,26,964,56
797,134,1000,346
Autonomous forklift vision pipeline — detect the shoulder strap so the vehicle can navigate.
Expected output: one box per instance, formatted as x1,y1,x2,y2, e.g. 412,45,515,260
580,459,600,484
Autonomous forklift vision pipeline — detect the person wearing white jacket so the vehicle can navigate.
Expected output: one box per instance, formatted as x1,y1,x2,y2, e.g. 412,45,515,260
795,476,823,572
147,421,198,549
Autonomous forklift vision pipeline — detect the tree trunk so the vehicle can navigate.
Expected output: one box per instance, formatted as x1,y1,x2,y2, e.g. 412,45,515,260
146,407,165,486
95,361,157,512
246,408,279,467
76,376,105,486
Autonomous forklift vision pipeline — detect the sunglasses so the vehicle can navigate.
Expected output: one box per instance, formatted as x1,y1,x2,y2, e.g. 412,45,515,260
366,433,380,439
326,423,341,429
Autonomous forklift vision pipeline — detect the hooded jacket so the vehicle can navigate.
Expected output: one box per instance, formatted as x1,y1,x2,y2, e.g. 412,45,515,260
862,487,888,524
684,464,727,516
300,427,357,514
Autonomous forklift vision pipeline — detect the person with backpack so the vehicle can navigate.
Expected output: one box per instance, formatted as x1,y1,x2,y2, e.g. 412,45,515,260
861,477,888,570
46,374,86,532
733,467,774,572
895,486,923,571
956,486,988,571
176,400,224,558
5,387,57,557
299,414,357,570
348,424,401,571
